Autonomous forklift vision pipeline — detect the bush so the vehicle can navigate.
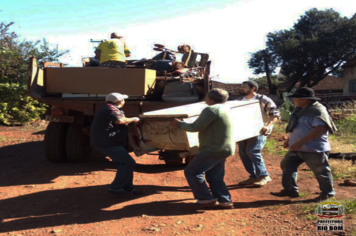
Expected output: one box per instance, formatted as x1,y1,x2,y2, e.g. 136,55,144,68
0,83,47,125
0,21,68,125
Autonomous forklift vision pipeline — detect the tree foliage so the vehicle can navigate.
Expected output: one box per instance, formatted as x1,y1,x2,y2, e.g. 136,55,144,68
248,8,356,92
0,21,69,125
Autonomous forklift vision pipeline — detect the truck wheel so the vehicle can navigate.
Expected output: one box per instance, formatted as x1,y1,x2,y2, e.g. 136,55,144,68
185,155,196,165
164,158,183,166
159,151,184,166
66,124,92,162
44,122,69,162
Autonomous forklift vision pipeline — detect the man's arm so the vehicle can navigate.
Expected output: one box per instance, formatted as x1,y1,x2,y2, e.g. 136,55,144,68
94,49,101,60
172,108,216,132
290,125,328,151
123,40,131,58
115,117,139,125
260,96,280,135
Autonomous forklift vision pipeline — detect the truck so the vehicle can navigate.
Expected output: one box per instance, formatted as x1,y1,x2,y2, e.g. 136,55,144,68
28,44,265,166
28,44,213,165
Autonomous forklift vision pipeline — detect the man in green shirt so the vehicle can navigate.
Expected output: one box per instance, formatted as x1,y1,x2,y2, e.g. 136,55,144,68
171,88,235,209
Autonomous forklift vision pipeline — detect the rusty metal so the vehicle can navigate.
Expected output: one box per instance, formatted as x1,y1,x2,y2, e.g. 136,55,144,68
154,44,165,48
44,62,64,68
172,61,185,70
153,48,164,52
45,115,74,123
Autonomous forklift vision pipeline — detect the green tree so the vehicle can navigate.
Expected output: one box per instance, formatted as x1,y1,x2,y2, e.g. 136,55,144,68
248,8,356,92
0,21,69,125
248,49,279,94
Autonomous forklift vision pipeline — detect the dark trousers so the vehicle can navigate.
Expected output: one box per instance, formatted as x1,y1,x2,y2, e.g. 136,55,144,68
184,152,232,203
100,61,127,68
281,150,335,195
96,145,135,191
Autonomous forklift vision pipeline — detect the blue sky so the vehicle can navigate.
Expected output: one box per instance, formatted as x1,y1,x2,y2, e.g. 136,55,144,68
1,0,356,82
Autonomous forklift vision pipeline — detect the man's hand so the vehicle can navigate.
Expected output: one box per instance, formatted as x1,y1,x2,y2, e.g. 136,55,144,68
131,117,140,123
260,127,268,135
133,147,145,157
290,139,305,151
283,139,289,149
171,118,179,128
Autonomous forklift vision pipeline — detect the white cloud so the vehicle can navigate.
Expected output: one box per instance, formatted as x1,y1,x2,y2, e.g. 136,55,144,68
27,0,356,83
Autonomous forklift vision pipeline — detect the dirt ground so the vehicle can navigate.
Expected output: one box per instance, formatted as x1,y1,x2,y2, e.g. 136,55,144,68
0,121,355,235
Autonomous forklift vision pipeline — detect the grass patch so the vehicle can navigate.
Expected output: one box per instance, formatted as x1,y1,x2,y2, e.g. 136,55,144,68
330,114,356,152
280,210,290,215
329,159,356,180
293,202,319,220
298,192,309,197
342,198,356,216
264,139,288,156
265,204,282,211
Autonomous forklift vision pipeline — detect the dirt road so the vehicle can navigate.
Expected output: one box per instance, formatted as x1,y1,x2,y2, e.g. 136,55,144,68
0,122,354,235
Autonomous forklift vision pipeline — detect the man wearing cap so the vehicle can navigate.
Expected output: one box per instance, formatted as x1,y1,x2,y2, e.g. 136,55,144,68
95,32,131,68
270,87,337,201
90,93,144,196
237,81,280,187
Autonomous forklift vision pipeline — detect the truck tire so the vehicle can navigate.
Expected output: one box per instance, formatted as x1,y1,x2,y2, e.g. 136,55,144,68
185,155,196,165
164,158,183,166
66,124,92,162
44,122,69,162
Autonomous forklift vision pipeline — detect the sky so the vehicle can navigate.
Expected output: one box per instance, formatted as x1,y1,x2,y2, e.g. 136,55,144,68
1,0,356,83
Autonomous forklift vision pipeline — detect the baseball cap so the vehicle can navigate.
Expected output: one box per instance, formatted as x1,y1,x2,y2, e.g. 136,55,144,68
106,93,128,103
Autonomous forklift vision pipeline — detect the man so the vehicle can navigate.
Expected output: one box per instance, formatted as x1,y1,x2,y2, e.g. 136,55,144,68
237,81,280,187
271,87,337,201
171,88,235,209
95,32,131,68
90,93,144,197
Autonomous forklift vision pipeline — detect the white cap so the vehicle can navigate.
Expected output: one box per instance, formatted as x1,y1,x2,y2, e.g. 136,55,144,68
106,93,128,103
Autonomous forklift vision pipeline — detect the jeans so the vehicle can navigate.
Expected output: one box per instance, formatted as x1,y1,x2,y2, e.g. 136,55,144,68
281,150,335,196
184,152,231,203
238,135,269,178
96,145,136,191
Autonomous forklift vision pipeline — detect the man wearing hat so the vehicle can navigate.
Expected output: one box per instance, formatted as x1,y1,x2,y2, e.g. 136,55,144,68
95,32,131,68
90,93,144,197
271,87,337,201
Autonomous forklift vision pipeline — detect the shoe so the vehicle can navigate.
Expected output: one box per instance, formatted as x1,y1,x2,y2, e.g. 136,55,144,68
108,188,134,197
129,189,145,195
238,177,258,185
253,176,272,187
315,193,334,202
197,198,217,206
219,202,234,209
270,189,299,198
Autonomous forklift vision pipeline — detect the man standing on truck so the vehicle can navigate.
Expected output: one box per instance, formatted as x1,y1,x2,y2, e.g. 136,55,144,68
90,92,144,197
171,88,235,209
270,88,337,201
95,32,131,68
237,81,280,187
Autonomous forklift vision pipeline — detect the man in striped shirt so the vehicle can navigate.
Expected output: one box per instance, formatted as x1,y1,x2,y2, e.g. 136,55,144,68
237,81,280,187
171,88,235,209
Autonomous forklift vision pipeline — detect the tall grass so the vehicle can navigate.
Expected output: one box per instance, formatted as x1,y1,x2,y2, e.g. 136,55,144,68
329,114,356,153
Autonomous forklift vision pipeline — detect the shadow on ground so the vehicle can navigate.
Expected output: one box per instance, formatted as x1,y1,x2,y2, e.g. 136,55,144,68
0,141,184,187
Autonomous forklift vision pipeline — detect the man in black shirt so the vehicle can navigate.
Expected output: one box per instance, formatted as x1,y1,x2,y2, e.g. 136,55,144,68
91,93,144,196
